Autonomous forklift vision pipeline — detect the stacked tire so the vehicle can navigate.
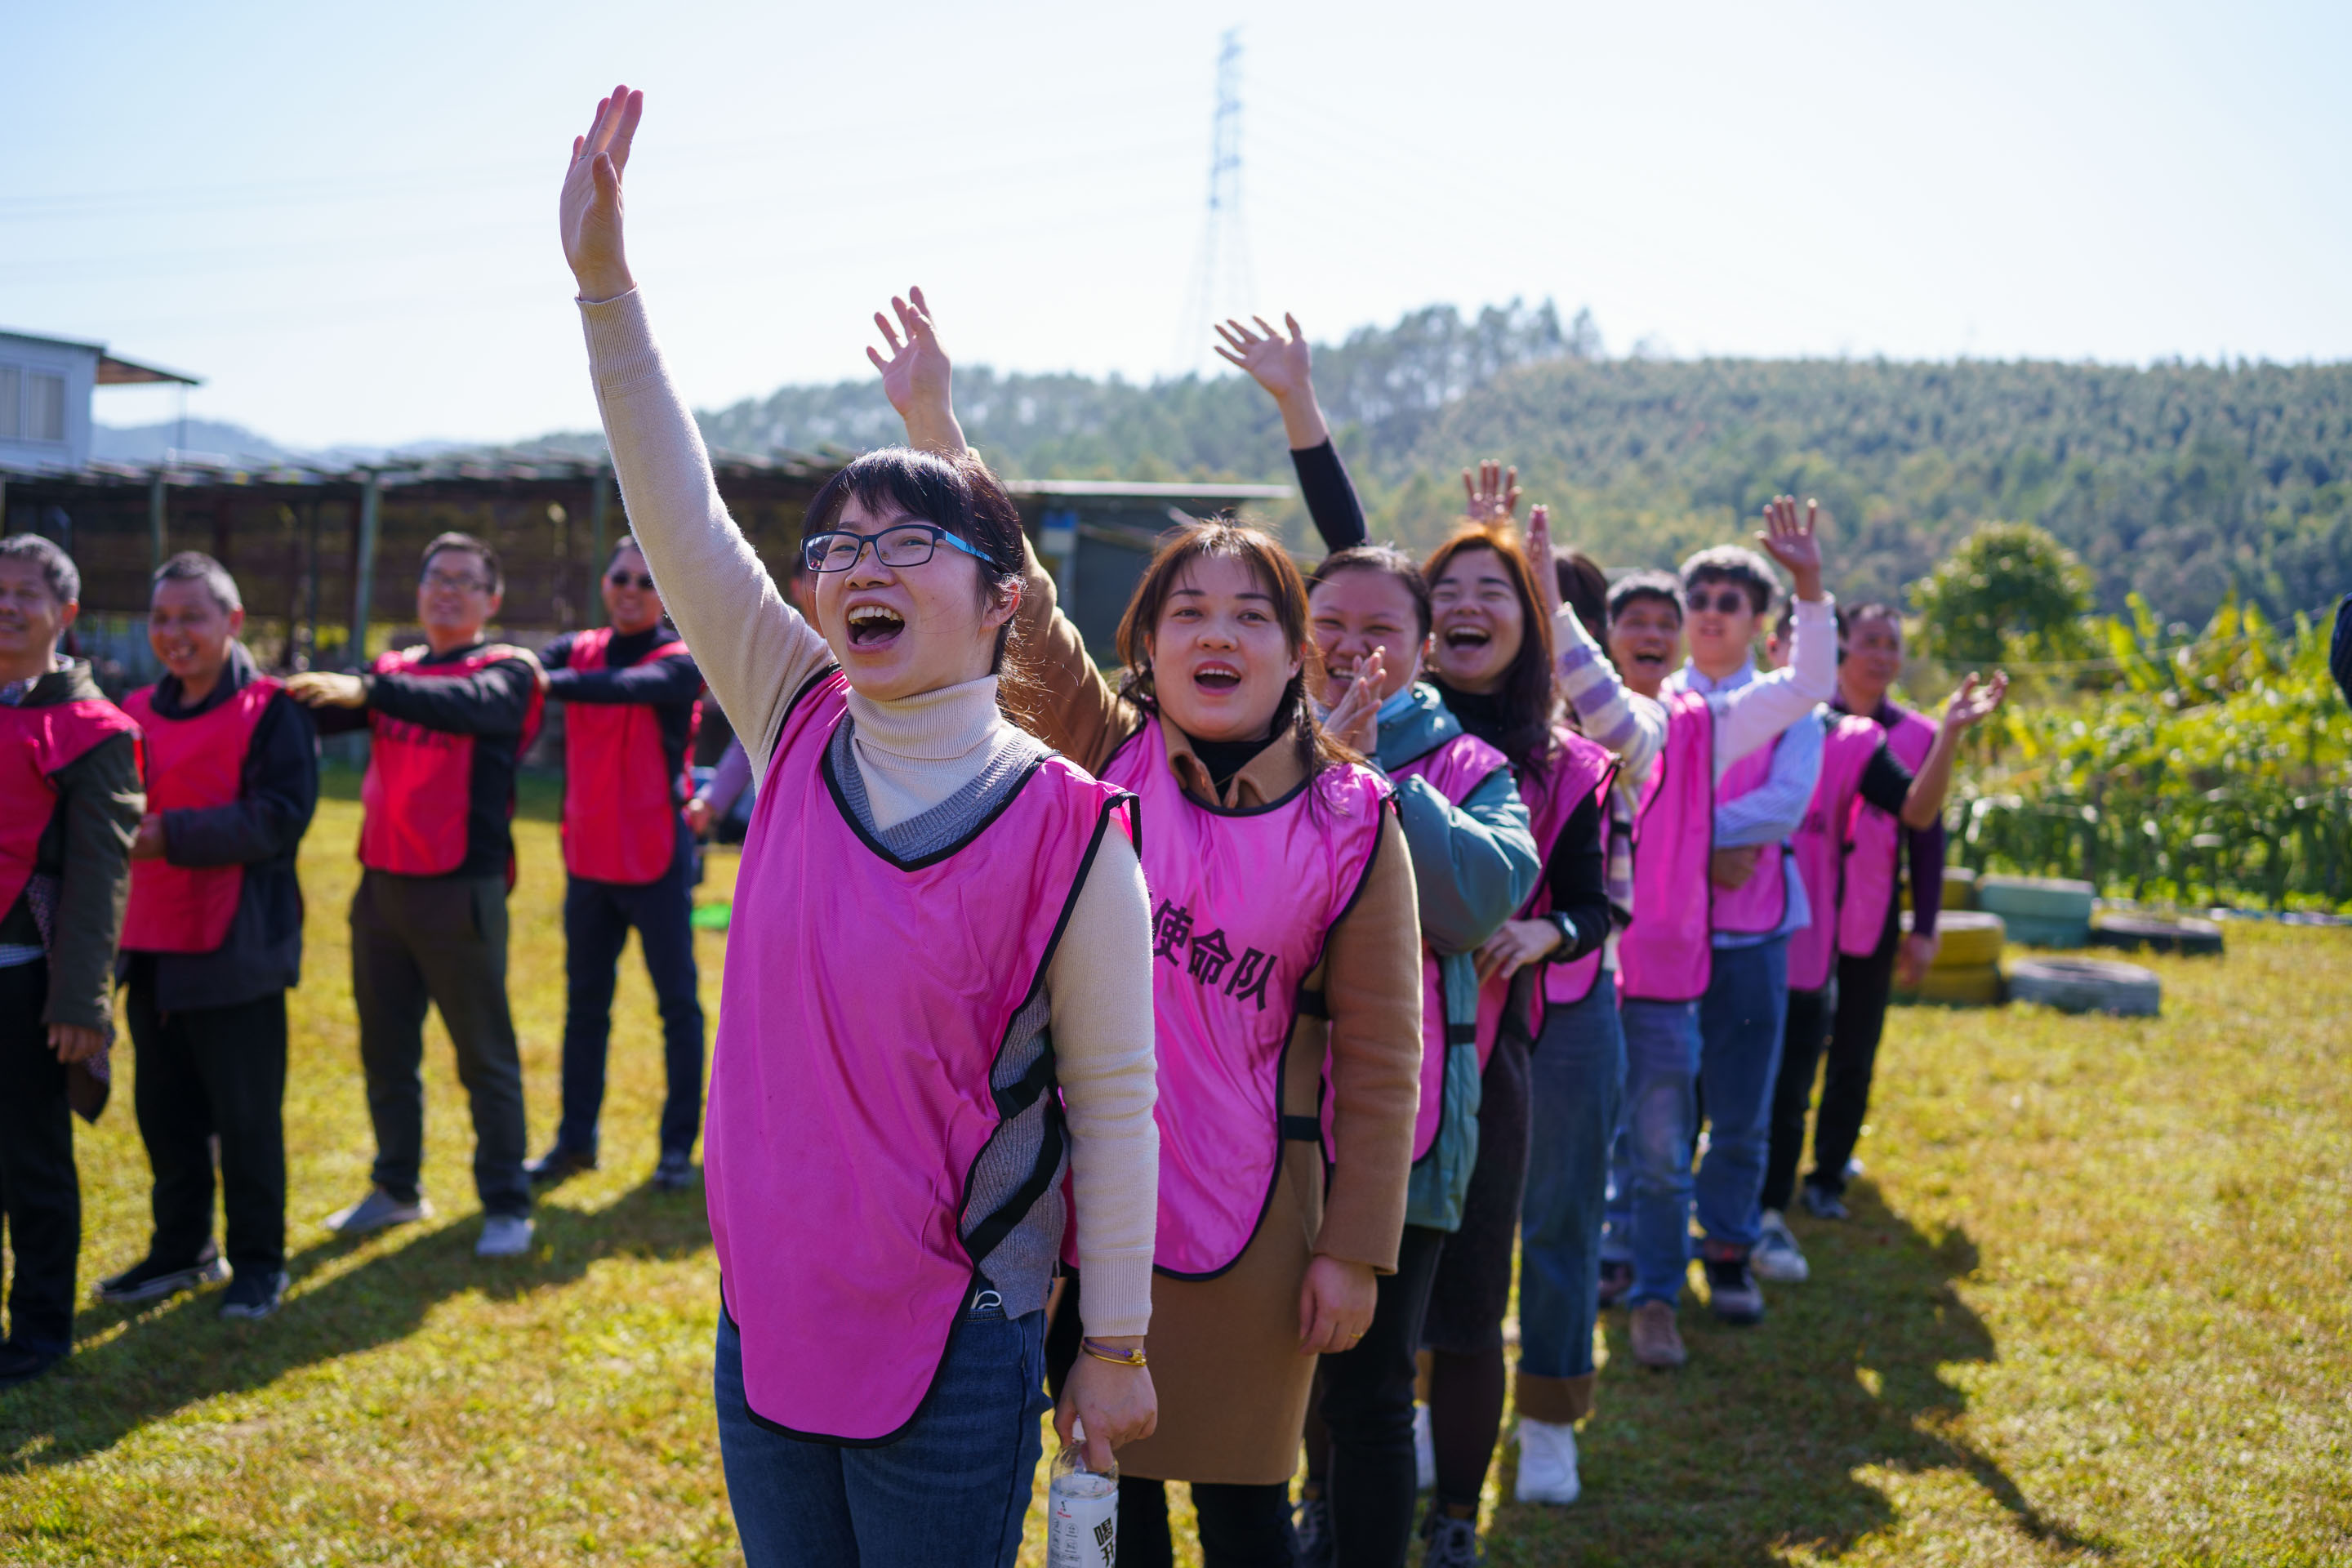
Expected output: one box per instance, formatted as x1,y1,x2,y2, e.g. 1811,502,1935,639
2008,957,2162,1017
1897,909,2007,1006
2090,911,2225,956
1975,875,2097,947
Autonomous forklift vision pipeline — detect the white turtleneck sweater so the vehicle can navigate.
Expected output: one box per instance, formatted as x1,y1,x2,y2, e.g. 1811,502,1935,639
582,291,1159,1338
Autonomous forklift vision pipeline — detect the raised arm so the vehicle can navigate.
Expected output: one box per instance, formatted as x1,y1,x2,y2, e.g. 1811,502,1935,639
1216,315,1367,551
1711,496,1836,778
1528,506,1668,781
1898,671,2008,831
562,85,831,777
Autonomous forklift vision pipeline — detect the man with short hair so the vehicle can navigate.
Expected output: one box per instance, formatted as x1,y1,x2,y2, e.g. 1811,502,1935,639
0,534,142,1385
527,537,706,1192
290,532,545,1258
100,552,318,1321
1660,544,1824,1329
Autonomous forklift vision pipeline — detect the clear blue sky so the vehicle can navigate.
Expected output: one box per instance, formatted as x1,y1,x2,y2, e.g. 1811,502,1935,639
9,0,2348,451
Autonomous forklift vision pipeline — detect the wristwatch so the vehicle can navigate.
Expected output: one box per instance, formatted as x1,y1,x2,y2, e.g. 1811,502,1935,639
1543,911,1579,959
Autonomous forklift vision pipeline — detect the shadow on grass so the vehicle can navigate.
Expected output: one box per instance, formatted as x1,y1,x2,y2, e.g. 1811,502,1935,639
1487,1182,2113,1566
0,1178,710,1474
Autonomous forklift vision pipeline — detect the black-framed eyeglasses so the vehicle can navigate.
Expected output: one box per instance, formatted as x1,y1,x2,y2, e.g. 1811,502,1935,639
608,570,656,590
802,523,988,574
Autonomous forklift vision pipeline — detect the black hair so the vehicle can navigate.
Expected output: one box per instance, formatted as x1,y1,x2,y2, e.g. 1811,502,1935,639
1308,543,1432,640
801,446,1031,707
0,533,80,606
1678,544,1781,616
1554,550,1608,647
152,550,241,612
422,531,503,595
1606,568,1685,623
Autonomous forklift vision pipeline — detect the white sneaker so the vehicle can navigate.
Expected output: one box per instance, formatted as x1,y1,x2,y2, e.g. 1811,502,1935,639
1413,1401,1436,1492
324,1189,432,1236
1514,1416,1582,1506
475,1214,535,1258
1752,1209,1811,1284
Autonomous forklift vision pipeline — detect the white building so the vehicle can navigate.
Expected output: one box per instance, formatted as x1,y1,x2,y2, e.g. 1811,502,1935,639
0,328,198,475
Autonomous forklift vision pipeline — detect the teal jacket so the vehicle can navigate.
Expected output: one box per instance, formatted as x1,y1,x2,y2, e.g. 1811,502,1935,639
1372,684,1541,1230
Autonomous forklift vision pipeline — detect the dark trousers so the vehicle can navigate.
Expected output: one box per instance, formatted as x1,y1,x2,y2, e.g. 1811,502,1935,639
1762,982,1833,1214
1307,1221,1446,1567
1764,927,1900,1209
0,961,77,1356
555,833,705,1158
350,871,530,1218
1811,939,1900,1196
1117,1477,1293,1568
125,972,287,1276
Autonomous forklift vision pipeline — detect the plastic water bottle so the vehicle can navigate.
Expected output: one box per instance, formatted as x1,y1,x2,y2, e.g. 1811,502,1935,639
1046,1421,1118,1566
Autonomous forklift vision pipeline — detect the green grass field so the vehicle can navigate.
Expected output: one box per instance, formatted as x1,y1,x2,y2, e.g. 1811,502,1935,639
3,791,2348,1566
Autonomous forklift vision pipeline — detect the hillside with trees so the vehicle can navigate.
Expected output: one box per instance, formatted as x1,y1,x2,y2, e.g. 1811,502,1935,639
694,302,2352,626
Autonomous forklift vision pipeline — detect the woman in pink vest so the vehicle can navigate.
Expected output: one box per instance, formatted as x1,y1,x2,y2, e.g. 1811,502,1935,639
1759,604,2005,1279
1291,541,1542,1567
863,309,1422,1565
564,87,1160,1568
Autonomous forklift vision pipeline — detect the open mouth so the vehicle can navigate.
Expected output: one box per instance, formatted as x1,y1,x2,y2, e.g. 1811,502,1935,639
845,604,906,648
1192,662,1242,693
1443,626,1491,651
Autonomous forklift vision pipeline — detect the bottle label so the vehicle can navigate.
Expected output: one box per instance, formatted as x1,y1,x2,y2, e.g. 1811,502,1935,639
1046,1473,1118,1567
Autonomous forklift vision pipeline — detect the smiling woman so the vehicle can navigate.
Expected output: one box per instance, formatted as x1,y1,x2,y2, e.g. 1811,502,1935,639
873,300,1426,1560
557,84,1161,1568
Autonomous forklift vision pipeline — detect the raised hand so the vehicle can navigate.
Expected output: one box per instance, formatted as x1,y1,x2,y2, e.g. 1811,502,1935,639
1214,314,1330,448
560,84,643,301
1755,495,1825,602
1526,504,1565,621
1461,460,1521,525
1322,646,1385,755
866,287,964,456
1941,670,2010,732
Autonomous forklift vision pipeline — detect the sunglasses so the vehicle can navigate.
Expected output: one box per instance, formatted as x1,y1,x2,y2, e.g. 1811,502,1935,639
1689,588,1756,616
608,570,657,590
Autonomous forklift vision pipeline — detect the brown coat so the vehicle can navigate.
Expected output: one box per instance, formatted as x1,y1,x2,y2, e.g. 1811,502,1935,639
1016,550,1423,1482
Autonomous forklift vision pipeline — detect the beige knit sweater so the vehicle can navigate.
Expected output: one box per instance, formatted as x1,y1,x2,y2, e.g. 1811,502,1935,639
581,290,1159,1337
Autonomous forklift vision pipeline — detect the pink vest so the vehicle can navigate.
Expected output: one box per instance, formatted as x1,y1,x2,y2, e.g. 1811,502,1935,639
1616,692,1714,1003
1521,728,1616,1010
1788,715,1885,990
1102,717,1391,1277
1838,705,1937,959
1388,730,1512,1161
120,678,282,954
706,672,1132,1442
1709,735,1793,936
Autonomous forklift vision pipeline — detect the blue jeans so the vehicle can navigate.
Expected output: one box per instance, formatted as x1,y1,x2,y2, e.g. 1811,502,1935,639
715,1297,1049,1568
1609,997,1703,1308
555,822,706,1158
1515,982,1626,1419
1692,938,1791,1253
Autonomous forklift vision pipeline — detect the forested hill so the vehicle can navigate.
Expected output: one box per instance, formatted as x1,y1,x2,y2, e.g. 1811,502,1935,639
694,303,2352,626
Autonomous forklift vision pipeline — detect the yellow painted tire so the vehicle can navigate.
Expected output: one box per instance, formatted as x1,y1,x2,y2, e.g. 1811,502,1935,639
1905,963,2005,1007
1903,910,2006,969
1901,866,1979,913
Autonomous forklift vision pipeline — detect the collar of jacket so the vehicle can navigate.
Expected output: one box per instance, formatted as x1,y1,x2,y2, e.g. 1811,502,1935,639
1371,681,1466,774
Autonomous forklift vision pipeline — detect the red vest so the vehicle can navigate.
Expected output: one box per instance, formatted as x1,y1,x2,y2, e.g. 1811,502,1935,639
559,627,693,884
359,645,545,877
707,671,1131,1441
119,677,281,954
0,694,141,917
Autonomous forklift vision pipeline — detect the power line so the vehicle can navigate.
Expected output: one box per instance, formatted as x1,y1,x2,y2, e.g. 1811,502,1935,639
1173,29,1255,376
